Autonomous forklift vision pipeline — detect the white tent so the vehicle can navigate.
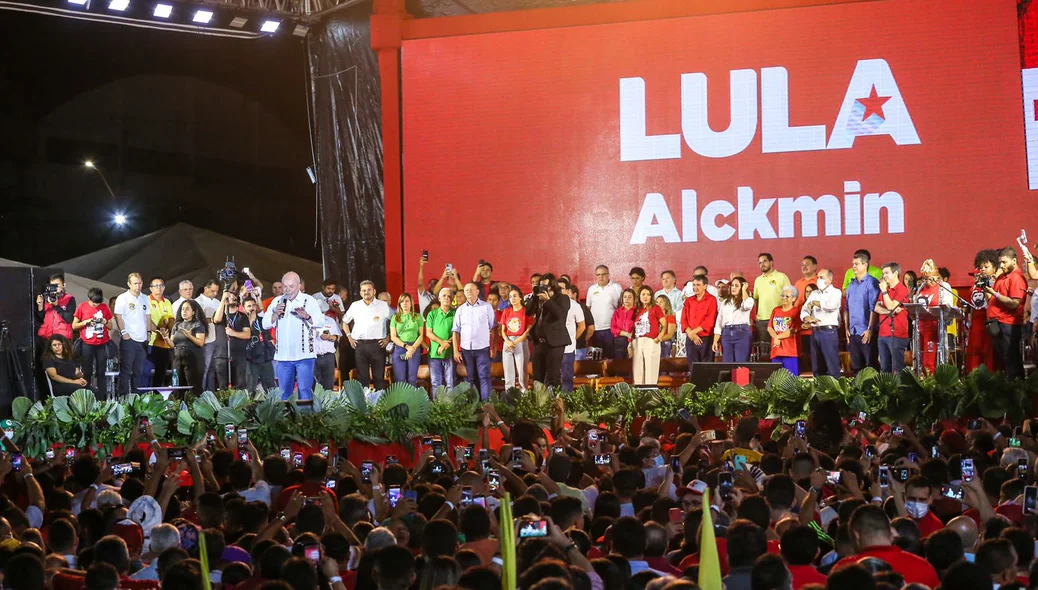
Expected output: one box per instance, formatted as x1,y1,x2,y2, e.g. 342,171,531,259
0,257,125,308
55,223,323,298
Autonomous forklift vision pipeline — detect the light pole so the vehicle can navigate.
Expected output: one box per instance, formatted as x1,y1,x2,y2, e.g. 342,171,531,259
83,160,117,200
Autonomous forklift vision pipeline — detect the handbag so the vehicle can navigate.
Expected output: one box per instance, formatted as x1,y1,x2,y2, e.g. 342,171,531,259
985,319,1001,337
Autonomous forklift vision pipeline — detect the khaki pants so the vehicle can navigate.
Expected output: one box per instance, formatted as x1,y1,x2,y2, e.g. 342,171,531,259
632,336,661,386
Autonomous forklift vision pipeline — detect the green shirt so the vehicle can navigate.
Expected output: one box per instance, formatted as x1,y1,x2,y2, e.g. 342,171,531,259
752,271,791,320
391,312,424,344
425,307,456,359
842,265,883,291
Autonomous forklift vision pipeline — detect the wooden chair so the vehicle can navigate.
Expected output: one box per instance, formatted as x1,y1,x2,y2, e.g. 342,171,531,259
656,357,688,390
597,359,633,388
573,360,606,389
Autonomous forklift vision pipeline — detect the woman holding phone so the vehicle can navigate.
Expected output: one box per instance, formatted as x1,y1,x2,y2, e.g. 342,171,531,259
713,276,754,362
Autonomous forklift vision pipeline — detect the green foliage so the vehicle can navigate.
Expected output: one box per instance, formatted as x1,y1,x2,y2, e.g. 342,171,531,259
11,365,1037,456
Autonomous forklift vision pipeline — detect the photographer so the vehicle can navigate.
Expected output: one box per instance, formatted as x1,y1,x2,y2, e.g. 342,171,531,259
212,290,251,389
72,288,113,396
36,273,75,340
985,246,1027,379
525,273,572,388
966,249,1000,373
243,297,275,393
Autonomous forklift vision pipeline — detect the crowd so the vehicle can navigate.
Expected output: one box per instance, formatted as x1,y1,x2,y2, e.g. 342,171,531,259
4,393,1038,590
31,240,1036,400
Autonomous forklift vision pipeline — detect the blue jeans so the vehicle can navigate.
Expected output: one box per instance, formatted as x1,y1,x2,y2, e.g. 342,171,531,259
462,348,492,400
391,349,421,386
119,339,146,395
561,351,576,392
878,336,908,373
775,356,799,375
574,348,588,361
721,325,751,362
429,358,455,392
848,333,876,372
591,330,613,358
811,327,842,376
276,358,316,400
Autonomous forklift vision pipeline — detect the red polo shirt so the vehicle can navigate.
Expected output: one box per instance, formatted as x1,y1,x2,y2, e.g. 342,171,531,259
832,545,940,588
788,564,827,589
876,282,910,339
913,510,944,538
988,268,1027,325
681,293,719,338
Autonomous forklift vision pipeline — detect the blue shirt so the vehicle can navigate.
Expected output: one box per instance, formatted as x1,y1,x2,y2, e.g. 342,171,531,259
846,274,880,335
452,299,496,350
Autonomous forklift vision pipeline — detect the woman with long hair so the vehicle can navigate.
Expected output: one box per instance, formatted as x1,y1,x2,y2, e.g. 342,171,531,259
654,295,677,359
390,293,425,386
42,335,86,395
172,300,207,395
632,286,666,385
501,287,533,390
713,276,754,362
610,288,637,359
72,287,113,397
768,285,801,374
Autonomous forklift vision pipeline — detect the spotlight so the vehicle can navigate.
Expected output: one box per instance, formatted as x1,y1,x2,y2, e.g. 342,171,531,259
229,16,247,28
67,0,89,5
113,213,127,226
192,9,213,23
260,20,280,33
84,161,94,168
292,25,309,37
108,0,129,10
153,3,172,18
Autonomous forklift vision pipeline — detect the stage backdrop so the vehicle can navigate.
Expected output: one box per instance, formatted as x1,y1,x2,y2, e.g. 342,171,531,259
399,0,1033,287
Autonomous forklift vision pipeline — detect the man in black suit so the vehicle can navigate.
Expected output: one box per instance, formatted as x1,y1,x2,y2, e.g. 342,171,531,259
526,273,572,387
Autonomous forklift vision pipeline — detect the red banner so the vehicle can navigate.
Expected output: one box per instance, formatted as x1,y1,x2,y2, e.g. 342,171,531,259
401,0,1030,287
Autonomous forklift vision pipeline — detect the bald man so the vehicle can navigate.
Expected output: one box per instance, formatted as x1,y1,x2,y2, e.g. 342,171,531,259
946,515,980,562
263,272,324,400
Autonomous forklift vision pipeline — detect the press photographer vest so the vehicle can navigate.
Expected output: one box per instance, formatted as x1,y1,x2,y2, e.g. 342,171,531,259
38,293,74,339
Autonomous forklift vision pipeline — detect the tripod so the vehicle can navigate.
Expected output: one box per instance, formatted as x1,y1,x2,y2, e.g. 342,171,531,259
0,321,28,399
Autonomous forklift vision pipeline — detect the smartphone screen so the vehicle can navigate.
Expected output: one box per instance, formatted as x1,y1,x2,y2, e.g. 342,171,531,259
224,424,235,439
1019,458,1029,479
893,425,904,436
487,469,500,491
595,454,611,465
280,448,291,461
795,421,806,438
478,448,489,460
138,416,149,434
677,408,692,422
511,448,524,466
386,455,399,465
387,485,401,507
304,545,321,564
11,453,22,471
718,472,733,490
45,449,55,460
670,455,682,471
827,471,842,485
865,445,877,459
361,461,375,483
319,444,329,457
432,439,444,457
519,519,548,538
461,486,473,506
293,452,304,468
879,466,890,487
1025,486,1038,514
941,484,964,500
65,447,76,464
237,428,248,446
962,458,975,482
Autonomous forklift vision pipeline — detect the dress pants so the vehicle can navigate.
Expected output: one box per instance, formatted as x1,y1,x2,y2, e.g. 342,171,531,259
354,340,387,390
685,335,713,375
811,327,842,376
462,347,492,400
148,345,172,387
531,340,565,387
995,322,1024,380
878,336,908,373
847,333,876,373
316,353,337,391
214,353,247,390
632,337,661,385
591,330,613,359
561,351,576,392
118,339,146,394
246,361,276,393
173,346,203,395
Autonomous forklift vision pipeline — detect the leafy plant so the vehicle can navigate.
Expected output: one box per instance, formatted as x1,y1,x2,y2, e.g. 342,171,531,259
426,383,482,442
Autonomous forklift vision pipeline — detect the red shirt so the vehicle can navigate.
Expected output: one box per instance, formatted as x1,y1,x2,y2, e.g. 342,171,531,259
768,306,800,359
634,305,665,339
913,510,944,538
500,307,531,338
273,481,338,513
832,545,940,588
680,293,719,338
876,282,910,339
788,564,827,589
988,267,1027,325
74,302,113,345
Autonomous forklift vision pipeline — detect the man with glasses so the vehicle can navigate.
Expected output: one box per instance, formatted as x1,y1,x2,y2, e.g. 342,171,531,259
146,277,175,387
587,265,622,357
171,280,194,318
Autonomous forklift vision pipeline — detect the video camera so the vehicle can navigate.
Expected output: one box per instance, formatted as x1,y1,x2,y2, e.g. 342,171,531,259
218,258,245,292
974,273,993,290
43,284,60,303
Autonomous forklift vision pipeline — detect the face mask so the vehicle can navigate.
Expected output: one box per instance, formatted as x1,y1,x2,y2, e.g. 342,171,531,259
816,278,828,290
905,500,930,519
653,455,665,468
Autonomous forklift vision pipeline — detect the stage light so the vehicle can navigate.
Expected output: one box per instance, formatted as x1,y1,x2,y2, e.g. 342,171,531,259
192,9,213,23
108,0,129,11
153,3,172,18
260,20,280,33
84,161,95,168
229,16,247,28
113,213,127,226
293,25,309,37
67,0,89,5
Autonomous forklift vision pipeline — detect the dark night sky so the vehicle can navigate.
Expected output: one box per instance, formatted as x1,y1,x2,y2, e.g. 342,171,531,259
0,5,318,265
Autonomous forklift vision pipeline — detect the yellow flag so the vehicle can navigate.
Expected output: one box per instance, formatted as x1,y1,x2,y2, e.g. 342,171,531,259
697,490,722,590
500,493,516,590
198,528,213,590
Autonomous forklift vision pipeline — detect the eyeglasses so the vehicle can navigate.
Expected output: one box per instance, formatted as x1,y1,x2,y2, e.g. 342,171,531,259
151,283,164,288
595,273,608,277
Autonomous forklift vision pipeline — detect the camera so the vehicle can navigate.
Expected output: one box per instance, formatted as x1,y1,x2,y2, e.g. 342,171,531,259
43,284,59,303
532,284,547,296
974,274,993,289
218,258,244,291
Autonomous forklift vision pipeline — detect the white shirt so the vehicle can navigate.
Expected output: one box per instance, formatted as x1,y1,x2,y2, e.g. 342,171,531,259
114,291,150,342
316,315,342,356
586,281,623,330
172,297,188,319
195,294,220,344
714,297,755,332
342,299,393,340
237,480,272,506
313,292,345,315
417,290,436,316
564,298,584,354
262,293,325,361
801,285,843,327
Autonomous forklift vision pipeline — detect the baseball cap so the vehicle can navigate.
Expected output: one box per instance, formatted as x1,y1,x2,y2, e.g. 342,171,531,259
676,480,709,497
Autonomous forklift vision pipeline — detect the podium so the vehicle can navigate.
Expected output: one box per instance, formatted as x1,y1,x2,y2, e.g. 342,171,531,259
904,303,966,373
